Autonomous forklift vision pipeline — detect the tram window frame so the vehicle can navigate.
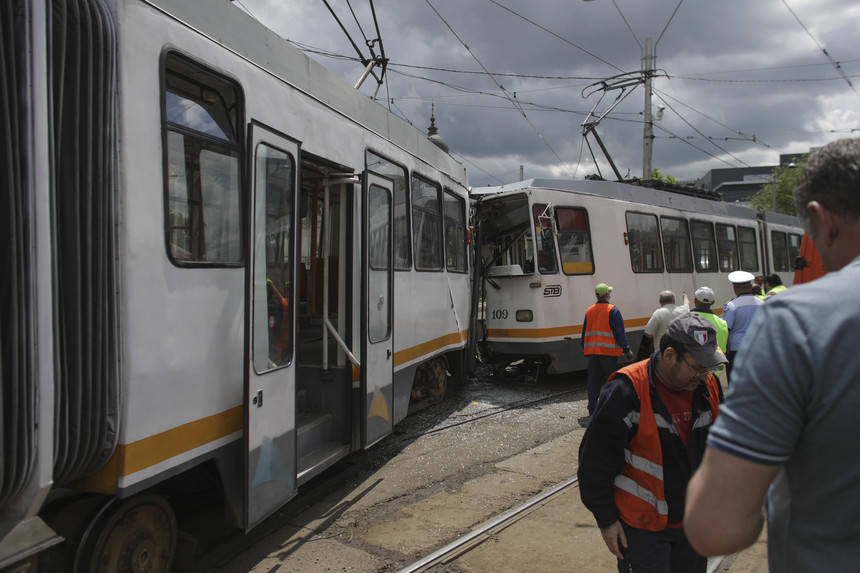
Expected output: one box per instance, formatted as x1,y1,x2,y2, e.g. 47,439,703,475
555,206,594,275
690,220,718,272
443,189,468,273
738,225,759,272
625,211,664,273
533,203,558,274
162,51,244,267
411,174,443,271
789,233,802,264
660,216,693,273
252,143,296,373
715,223,739,272
771,230,790,272
366,149,411,271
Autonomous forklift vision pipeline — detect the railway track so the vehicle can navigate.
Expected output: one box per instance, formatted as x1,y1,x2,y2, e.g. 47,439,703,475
397,476,580,573
187,376,584,572
397,474,732,573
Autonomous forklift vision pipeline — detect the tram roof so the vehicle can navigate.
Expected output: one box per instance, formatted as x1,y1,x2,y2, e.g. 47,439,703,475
471,178,771,221
139,0,467,185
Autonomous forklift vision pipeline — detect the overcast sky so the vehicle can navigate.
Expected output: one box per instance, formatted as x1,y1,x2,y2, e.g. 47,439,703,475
233,0,860,187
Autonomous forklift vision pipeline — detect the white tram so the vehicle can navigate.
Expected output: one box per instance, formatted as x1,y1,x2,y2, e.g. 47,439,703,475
1,0,471,569
472,179,803,374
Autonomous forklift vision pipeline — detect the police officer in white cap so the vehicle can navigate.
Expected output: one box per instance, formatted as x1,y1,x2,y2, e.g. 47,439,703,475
722,271,764,379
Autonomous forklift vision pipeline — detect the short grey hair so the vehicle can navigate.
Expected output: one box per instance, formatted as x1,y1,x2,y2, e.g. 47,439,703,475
794,138,860,230
659,290,675,304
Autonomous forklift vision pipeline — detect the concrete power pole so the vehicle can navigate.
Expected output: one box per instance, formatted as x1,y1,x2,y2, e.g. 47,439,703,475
642,37,654,181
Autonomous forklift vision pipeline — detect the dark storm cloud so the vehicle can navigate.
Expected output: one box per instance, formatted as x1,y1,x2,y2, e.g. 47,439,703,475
238,0,860,185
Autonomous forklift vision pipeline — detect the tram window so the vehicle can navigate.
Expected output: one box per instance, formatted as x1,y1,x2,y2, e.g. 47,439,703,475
789,233,802,263
555,207,593,275
366,150,411,270
771,231,790,272
661,217,693,272
252,144,295,372
626,212,663,273
368,184,391,342
691,220,717,272
163,53,242,265
715,224,739,272
444,190,468,273
738,226,759,271
533,204,558,274
411,175,443,271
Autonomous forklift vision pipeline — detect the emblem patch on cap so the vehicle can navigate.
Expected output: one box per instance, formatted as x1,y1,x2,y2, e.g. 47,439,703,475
694,330,709,345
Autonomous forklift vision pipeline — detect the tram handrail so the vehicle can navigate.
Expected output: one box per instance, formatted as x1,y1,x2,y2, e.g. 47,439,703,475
323,316,359,368
322,175,359,371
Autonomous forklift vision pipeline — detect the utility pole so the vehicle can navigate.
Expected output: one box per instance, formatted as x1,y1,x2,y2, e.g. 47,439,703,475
642,37,654,181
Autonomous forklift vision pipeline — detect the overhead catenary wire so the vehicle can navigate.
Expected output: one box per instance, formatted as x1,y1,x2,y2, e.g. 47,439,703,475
486,0,624,73
287,37,807,172
651,88,773,149
779,0,860,100
652,93,752,167
252,1,859,183
424,0,575,177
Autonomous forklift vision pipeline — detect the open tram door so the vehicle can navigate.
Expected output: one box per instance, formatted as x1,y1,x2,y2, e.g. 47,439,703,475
244,123,300,531
362,171,395,446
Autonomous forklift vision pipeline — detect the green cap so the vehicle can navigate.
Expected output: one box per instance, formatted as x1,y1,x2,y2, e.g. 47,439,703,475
595,283,613,296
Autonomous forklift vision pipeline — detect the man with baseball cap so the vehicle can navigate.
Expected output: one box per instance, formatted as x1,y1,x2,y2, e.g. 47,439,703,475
692,286,728,367
722,270,763,379
581,283,633,417
579,313,725,573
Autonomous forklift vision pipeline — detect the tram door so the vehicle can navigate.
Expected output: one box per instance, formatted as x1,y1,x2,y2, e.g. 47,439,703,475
362,172,394,446
245,124,299,531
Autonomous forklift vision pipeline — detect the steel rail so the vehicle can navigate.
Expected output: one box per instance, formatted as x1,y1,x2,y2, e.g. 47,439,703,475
396,476,580,573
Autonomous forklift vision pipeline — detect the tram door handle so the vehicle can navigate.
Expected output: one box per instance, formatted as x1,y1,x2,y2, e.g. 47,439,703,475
253,389,263,407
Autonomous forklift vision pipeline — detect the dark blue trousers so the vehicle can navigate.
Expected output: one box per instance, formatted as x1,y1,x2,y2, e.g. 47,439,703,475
617,521,706,573
586,354,619,415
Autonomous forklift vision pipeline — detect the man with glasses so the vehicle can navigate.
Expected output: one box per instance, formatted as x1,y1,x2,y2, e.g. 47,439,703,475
578,313,725,573
686,138,860,571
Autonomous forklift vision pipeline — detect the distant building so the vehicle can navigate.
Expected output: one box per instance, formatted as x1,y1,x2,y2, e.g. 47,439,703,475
693,154,809,205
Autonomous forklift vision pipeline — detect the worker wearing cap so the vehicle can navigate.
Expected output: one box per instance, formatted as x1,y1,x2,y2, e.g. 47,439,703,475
722,271,764,378
582,283,633,416
579,313,726,573
691,286,728,358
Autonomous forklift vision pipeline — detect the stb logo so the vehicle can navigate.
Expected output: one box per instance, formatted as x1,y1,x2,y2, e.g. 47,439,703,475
544,285,562,297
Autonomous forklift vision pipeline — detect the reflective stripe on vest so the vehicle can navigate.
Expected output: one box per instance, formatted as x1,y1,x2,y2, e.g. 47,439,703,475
609,360,720,531
584,303,623,356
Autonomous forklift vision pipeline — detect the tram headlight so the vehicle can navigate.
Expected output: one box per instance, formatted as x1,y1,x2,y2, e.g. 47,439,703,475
516,310,533,322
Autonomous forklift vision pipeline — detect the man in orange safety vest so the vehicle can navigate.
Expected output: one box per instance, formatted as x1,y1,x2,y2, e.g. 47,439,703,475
581,283,633,416
578,313,726,573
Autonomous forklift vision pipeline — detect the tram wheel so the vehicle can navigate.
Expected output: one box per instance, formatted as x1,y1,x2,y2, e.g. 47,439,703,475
74,494,177,573
428,357,448,402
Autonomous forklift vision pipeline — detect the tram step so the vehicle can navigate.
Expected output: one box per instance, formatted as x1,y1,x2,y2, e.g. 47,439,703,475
297,442,351,487
297,412,332,458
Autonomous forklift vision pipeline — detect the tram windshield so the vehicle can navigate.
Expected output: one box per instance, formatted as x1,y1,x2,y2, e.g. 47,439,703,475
478,194,536,276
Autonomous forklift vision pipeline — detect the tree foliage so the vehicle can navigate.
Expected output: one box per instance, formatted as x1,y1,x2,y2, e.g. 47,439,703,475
651,168,677,183
749,158,807,215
